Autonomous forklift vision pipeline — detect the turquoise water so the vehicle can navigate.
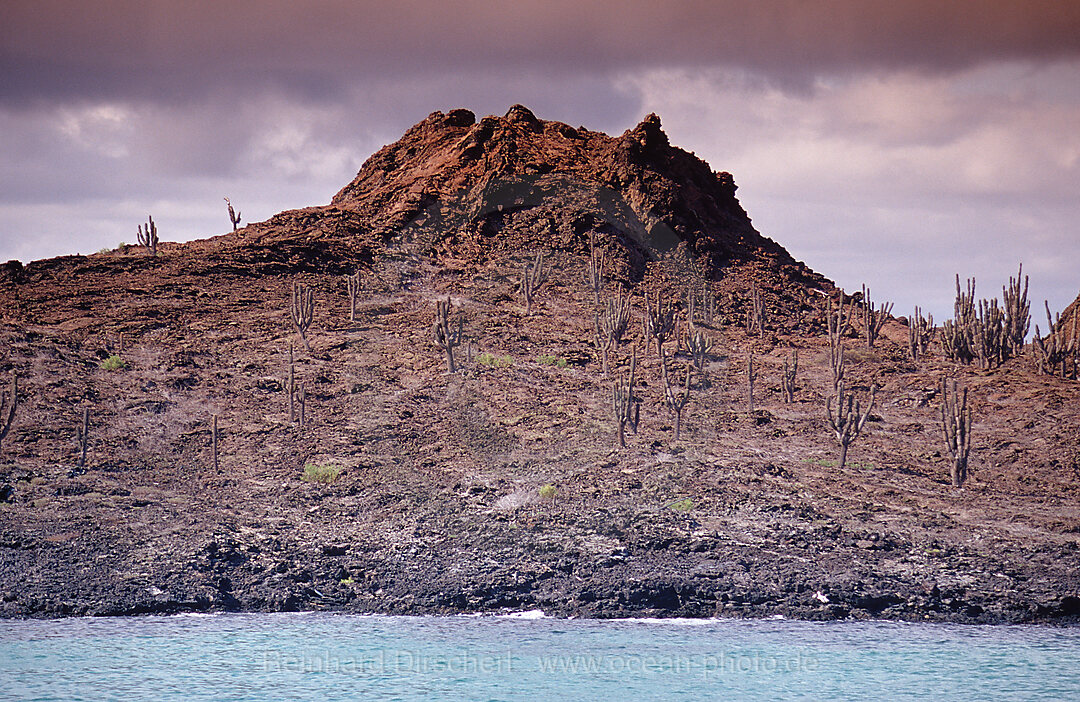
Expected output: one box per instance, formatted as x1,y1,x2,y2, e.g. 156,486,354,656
2,612,1079,700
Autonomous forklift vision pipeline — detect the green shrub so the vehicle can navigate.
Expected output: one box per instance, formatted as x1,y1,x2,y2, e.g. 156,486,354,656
538,484,558,501
538,354,568,368
477,352,513,368
100,355,127,371
302,462,343,484
666,497,694,512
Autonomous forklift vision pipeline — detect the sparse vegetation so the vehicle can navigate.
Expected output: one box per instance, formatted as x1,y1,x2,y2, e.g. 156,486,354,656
477,352,513,368
302,462,343,484
100,355,126,371
76,407,90,468
538,354,568,368
781,349,798,403
746,283,766,337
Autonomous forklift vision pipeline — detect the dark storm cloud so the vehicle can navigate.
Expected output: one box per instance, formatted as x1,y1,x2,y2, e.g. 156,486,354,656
3,1,1080,103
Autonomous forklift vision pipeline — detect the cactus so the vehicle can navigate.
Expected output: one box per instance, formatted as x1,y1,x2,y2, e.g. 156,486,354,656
433,297,464,373
942,275,977,364
76,407,90,468
684,326,712,386
781,349,798,403
211,414,219,472
344,271,361,322
908,306,935,361
643,290,677,357
746,283,766,337
662,358,692,442
0,374,16,455
1033,301,1079,379
520,252,549,314
746,347,758,414
137,215,158,256
860,284,893,348
940,377,972,487
828,292,849,393
825,382,876,470
612,348,640,448
593,310,613,377
974,298,1006,369
287,342,296,423
224,197,241,231
586,236,605,306
290,282,314,353
1002,263,1030,358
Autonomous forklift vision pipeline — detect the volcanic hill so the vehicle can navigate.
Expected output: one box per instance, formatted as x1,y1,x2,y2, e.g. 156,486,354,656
0,106,1078,623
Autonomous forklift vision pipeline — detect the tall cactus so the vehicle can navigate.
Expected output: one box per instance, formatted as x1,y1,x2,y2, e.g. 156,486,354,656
746,283,766,337
908,306,935,361
662,358,692,441
612,348,639,448
781,349,798,403
940,377,972,487
434,297,464,373
137,215,158,256
643,290,677,358
0,374,16,454
1002,263,1030,358
826,382,876,470
861,284,893,348
224,197,242,232
344,271,361,322
290,282,314,353
520,252,549,314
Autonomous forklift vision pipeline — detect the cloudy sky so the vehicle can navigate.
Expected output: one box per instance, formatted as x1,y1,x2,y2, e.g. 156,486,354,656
3,0,1079,322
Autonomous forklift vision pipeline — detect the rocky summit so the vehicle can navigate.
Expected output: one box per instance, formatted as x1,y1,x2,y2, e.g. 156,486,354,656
0,106,1077,623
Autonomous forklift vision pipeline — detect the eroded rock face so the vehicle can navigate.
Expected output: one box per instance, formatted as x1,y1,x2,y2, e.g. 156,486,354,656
329,105,818,285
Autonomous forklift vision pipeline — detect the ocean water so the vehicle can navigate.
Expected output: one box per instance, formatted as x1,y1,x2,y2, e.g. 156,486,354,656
2,612,1079,700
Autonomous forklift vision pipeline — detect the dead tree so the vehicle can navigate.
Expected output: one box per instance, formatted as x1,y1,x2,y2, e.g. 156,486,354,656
781,349,798,403
612,348,640,448
940,377,972,487
433,297,464,373
586,237,606,306
825,382,876,470
1033,301,1079,379
908,306,934,361
76,407,90,468
860,284,893,348
224,197,241,231
290,282,315,353
520,252,549,314
662,358,692,442
643,290,677,358
137,215,159,256
0,374,16,455
746,283,766,337
344,271,361,322
1002,263,1030,358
